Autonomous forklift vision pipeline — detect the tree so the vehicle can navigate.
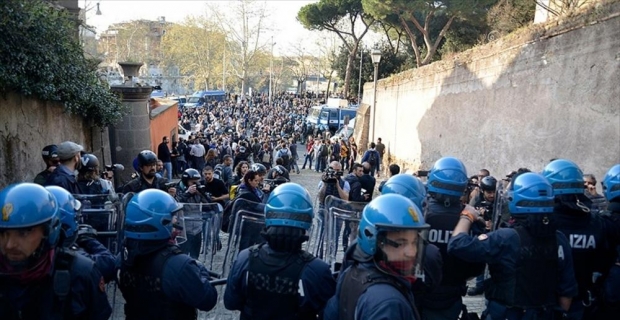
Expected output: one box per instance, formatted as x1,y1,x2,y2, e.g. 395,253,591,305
0,0,126,127
535,0,592,18
209,0,272,95
362,0,496,67
298,0,375,98
161,17,228,92
333,44,406,97
487,0,535,36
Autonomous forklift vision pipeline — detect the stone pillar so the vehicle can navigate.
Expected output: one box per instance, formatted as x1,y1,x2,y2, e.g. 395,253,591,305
109,62,152,184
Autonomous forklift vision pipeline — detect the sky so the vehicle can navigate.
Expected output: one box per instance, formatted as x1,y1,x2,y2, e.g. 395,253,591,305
83,0,327,56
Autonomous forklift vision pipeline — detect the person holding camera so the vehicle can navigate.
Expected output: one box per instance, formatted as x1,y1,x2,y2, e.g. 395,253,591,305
318,161,350,205
176,168,212,259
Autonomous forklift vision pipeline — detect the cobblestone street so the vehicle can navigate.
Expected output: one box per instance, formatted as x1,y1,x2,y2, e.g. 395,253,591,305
108,144,486,319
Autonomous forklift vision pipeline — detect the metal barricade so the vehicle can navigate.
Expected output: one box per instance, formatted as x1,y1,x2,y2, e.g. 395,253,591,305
221,198,265,277
177,202,223,270
324,196,367,268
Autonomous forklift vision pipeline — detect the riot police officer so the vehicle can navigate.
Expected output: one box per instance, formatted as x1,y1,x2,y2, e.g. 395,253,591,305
118,189,218,319
448,172,578,319
602,164,620,318
224,183,336,319
34,144,60,185
46,186,117,283
122,150,176,196
324,194,430,320
418,156,485,319
0,183,112,319
380,173,444,297
543,159,620,319
175,168,211,259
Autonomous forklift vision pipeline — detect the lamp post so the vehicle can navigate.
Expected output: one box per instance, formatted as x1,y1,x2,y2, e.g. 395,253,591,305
357,47,363,105
269,37,276,108
370,48,382,142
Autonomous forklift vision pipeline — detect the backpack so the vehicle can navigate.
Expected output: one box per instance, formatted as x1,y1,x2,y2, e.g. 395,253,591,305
368,150,377,166
213,164,224,181
280,149,290,167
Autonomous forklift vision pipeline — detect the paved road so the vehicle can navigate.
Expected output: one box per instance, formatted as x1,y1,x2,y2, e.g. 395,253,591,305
108,143,486,319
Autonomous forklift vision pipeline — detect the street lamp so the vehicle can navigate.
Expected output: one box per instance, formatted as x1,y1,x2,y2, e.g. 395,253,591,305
95,2,102,15
269,37,276,108
370,47,382,142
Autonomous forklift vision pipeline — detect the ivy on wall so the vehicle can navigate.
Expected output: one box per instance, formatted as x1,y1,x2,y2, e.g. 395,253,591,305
0,0,127,127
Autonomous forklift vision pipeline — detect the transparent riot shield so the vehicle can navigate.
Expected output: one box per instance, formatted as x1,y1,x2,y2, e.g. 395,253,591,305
324,195,367,268
305,208,328,259
73,194,123,255
198,203,223,269
221,199,265,277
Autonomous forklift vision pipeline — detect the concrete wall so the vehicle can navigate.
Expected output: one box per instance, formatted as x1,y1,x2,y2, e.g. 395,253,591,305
363,10,620,183
0,92,93,187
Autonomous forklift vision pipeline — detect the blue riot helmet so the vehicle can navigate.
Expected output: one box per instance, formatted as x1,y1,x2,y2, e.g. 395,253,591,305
427,157,468,198
507,172,555,214
358,194,430,278
603,164,620,201
45,186,82,247
264,183,314,230
542,159,584,195
381,174,427,209
0,183,61,274
124,189,186,243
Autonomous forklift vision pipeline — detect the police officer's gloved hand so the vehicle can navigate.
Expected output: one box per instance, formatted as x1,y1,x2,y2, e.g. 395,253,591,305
76,224,98,245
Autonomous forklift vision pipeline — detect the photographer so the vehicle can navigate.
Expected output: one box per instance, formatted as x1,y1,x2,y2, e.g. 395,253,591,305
317,161,350,206
175,168,211,259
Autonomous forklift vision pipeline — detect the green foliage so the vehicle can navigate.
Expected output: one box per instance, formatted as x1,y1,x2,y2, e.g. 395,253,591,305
0,0,127,127
333,45,407,97
362,0,498,66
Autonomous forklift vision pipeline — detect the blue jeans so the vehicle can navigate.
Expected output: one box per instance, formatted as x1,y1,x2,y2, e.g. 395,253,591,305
163,162,172,181
316,156,327,172
302,153,313,168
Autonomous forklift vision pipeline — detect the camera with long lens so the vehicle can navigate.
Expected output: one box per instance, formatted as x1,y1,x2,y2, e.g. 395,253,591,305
325,168,343,182
196,185,213,201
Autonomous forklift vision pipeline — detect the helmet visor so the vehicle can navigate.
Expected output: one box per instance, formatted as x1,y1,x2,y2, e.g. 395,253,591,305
376,228,428,280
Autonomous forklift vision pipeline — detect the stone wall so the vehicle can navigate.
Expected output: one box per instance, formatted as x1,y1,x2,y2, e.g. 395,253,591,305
0,92,98,188
362,8,620,183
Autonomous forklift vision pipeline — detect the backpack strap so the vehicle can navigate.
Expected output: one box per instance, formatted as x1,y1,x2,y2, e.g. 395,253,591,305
53,248,76,319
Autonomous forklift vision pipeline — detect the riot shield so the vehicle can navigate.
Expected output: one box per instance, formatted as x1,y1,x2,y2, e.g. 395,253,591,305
177,202,222,268
324,196,367,268
492,180,511,230
305,208,328,259
73,194,123,255
221,199,265,276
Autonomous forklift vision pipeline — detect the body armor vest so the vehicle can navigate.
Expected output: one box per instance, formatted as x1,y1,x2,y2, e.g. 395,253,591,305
555,212,605,301
119,246,197,320
243,244,315,320
322,179,345,206
338,263,417,320
486,227,558,308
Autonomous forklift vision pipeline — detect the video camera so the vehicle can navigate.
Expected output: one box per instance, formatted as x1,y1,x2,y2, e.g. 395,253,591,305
195,185,214,201
477,200,494,221
325,168,344,182
101,163,124,179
